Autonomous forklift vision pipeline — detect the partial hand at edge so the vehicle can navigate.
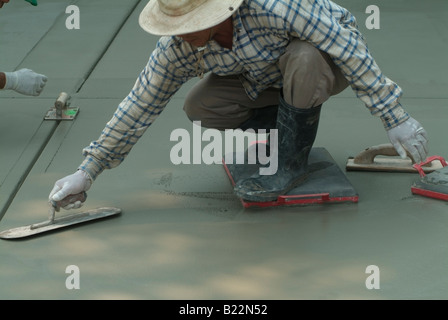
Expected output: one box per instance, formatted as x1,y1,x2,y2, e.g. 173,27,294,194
4,68,48,96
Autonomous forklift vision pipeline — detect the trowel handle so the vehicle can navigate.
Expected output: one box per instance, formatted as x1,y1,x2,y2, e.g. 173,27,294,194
353,144,413,164
412,156,448,177
51,192,87,209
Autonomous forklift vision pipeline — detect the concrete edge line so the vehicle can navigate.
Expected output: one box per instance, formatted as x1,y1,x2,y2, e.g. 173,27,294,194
0,0,143,221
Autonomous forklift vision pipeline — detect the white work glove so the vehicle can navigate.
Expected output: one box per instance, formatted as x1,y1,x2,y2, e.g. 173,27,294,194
3,68,48,96
49,170,92,210
387,117,428,164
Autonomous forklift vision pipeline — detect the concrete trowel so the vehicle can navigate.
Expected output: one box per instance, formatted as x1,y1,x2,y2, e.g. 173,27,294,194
346,143,444,173
0,193,121,240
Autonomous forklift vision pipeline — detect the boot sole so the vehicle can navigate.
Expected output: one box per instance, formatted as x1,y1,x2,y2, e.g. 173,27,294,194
234,175,308,202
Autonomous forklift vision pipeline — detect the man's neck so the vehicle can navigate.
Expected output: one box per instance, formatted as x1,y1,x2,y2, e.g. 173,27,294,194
212,18,234,49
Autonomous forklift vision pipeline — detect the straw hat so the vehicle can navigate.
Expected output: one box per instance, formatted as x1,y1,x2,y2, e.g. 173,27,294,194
139,0,244,36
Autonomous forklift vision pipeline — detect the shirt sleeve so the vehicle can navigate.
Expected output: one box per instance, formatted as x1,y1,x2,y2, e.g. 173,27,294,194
280,0,409,129
79,39,191,180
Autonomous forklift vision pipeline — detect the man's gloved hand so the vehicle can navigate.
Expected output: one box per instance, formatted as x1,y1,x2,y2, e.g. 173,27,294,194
387,117,428,164
3,68,48,96
49,170,92,211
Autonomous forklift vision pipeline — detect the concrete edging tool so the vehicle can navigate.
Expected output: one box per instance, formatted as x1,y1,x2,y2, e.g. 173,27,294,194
44,92,80,121
0,193,121,240
346,143,443,173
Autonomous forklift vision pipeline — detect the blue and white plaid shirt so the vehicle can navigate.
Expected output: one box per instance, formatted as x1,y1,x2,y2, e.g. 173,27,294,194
80,0,409,180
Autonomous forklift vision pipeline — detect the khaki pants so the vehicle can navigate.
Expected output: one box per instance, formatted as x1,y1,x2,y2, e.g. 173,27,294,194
183,39,348,130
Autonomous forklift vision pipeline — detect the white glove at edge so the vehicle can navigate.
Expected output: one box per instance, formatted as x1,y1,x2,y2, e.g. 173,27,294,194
387,117,428,164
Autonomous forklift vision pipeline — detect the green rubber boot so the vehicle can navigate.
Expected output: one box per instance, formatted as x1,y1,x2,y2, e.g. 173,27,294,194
234,95,321,202
238,105,278,131
236,105,277,165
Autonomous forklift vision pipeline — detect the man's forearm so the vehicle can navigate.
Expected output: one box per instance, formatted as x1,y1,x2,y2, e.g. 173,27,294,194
0,72,6,89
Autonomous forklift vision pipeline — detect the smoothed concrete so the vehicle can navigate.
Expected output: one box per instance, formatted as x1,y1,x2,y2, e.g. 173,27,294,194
0,0,141,217
0,0,141,99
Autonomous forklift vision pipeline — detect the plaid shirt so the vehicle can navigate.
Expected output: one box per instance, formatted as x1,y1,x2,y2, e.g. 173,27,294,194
80,0,409,180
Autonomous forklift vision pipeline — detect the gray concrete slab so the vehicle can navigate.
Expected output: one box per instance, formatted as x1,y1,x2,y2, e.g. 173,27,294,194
78,0,200,100
336,0,448,99
0,0,141,217
0,98,56,219
0,0,447,300
0,0,141,99
0,0,72,71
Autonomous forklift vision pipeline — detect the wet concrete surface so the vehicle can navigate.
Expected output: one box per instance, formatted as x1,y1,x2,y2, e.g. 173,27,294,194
0,0,447,300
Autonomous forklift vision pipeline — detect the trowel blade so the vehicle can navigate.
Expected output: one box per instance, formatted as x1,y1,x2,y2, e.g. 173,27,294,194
0,207,121,240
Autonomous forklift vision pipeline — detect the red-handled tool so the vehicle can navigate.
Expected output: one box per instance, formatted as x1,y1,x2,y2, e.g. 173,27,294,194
412,156,447,177
411,156,448,201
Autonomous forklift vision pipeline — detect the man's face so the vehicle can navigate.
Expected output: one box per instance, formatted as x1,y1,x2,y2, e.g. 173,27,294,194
178,28,213,48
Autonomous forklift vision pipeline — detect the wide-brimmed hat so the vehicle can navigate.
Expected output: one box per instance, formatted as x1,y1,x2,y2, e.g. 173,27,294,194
139,0,244,36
